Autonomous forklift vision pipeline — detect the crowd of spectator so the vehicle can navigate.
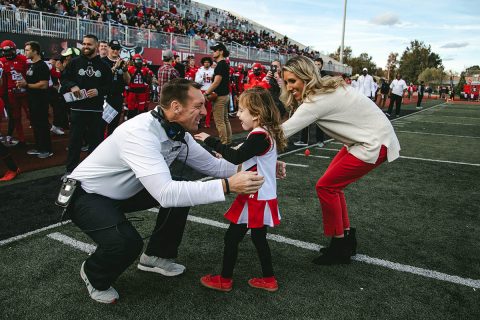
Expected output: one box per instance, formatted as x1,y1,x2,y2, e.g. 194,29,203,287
0,0,320,58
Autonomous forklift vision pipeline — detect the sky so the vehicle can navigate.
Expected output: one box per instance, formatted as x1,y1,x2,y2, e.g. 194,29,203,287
196,0,479,73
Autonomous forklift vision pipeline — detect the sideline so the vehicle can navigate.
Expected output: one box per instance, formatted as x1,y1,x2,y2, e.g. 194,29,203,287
46,214,480,290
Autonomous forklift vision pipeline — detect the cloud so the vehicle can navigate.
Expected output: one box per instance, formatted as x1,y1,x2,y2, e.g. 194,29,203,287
370,12,400,25
440,42,469,48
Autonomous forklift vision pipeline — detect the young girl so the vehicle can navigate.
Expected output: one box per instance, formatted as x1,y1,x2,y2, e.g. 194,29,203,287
194,87,287,292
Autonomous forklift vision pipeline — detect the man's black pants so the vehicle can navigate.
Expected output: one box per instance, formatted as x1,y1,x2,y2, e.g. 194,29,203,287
28,97,52,152
417,94,424,107
66,110,104,173
387,94,403,116
70,187,190,290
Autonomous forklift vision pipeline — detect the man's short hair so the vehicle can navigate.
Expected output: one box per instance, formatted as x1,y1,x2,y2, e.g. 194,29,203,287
99,40,108,45
84,34,99,42
314,57,323,64
160,78,202,109
25,41,41,55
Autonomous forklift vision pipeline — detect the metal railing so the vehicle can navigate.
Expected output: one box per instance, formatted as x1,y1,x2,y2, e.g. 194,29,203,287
0,6,351,74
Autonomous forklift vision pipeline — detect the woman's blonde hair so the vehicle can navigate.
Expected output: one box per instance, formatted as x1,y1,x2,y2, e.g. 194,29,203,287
280,56,346,111
238,87,288,151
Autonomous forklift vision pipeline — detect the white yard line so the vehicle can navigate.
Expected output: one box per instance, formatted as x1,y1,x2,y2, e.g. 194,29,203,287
313,148,480,166
390,102,447,122
47,214,480,289
399,156,480,167
414,115,480,120
0,221,71,246
295,153,330,159
316,147,341,151
284,163,309,168
395,131,480,139
401,120,478,126
47,232,95,254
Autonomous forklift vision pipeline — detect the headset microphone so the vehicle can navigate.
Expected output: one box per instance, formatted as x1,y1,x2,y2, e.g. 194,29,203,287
151,108,186,142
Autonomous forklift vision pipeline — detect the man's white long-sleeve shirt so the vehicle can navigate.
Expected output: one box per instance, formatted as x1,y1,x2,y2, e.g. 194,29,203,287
70,111,237,208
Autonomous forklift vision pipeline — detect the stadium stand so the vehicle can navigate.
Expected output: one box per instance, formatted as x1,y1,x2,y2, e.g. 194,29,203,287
0,0,351,72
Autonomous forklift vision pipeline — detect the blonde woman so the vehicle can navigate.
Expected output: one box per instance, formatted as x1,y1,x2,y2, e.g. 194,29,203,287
280,56,401,265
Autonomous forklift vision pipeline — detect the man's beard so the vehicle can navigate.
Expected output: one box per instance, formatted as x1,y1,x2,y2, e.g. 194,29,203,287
82,48,95,57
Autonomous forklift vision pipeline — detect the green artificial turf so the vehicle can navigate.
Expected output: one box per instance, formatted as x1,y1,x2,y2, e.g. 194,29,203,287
1,102,479,319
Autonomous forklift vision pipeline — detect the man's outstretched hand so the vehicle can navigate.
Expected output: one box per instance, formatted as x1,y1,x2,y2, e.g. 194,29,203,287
228,171,264,194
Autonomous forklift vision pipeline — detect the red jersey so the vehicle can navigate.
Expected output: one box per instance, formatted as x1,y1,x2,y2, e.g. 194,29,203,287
128,66,151,92
246,70,270,90
232,70,245,94
247,70,266,85
185,66,198,81
0,54,28,92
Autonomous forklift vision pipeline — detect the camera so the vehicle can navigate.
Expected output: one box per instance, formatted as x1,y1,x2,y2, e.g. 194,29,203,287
270,65,278,74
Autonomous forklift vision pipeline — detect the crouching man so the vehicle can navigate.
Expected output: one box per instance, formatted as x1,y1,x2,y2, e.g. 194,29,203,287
65,78,286,303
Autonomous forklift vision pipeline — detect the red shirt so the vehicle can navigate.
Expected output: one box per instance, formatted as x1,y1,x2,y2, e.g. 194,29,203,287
128,66,150,91
0,54,28,91
185,66,198,81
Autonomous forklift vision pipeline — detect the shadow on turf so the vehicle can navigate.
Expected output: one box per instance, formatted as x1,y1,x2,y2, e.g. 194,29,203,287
0,174,63,240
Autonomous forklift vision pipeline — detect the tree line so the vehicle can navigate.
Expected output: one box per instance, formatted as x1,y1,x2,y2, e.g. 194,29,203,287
327,39,474,95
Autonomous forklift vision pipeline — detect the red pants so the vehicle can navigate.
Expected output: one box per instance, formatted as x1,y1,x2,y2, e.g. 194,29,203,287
315,146,387,236
126,92,148,111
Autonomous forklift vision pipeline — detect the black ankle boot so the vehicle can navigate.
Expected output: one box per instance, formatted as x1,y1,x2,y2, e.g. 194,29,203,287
346,228,357,256
320,228,358,256
312,237,351,265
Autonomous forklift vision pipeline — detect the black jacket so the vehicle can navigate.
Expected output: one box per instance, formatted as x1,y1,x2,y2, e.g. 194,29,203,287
61,55,113,111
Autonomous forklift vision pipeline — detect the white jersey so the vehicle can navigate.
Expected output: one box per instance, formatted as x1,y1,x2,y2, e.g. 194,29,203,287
195,66,214,91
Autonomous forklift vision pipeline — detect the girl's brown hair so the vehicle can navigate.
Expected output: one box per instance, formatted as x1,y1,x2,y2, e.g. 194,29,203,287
238,87,288,151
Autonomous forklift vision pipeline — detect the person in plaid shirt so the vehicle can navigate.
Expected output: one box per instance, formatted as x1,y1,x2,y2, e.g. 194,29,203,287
157,50,180,96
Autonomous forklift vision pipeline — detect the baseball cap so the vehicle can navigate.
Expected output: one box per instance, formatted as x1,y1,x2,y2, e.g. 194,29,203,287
163,49,174,61
210,43,229,57
61,47,81,57
108,40,121,50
